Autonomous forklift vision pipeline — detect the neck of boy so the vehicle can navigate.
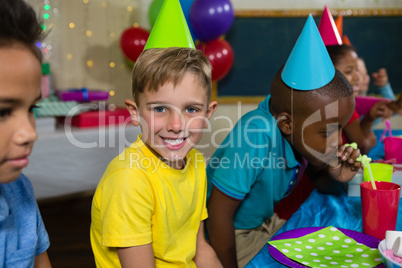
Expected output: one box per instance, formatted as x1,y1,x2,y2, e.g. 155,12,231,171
143,142,186,170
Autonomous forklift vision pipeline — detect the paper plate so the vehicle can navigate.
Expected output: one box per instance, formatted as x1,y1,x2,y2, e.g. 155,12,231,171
268,227,383,268
355,96,387,116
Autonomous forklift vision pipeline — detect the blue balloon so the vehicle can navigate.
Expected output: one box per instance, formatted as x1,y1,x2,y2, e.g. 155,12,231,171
179,0,197,41
190,0,234,43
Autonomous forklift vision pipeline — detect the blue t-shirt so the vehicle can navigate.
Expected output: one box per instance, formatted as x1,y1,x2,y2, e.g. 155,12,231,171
207,95,303,230
0,174,50,267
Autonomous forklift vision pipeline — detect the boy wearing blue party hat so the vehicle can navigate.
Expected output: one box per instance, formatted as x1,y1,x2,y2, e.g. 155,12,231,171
206,15,362,268
90,0,222,267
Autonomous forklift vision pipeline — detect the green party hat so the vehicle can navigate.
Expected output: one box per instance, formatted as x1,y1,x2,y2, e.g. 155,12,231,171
144,0,195,49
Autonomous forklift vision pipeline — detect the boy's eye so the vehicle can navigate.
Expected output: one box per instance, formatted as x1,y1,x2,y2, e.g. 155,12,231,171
186,107,198,113
322,130,336,138
29,104,40,113
153,106,166,113
0,108,12,118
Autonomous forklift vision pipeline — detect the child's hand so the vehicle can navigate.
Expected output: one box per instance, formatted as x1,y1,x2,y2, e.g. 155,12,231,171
387,95,402,115
368,100,393,121
372,68,389,88
328,144,362,183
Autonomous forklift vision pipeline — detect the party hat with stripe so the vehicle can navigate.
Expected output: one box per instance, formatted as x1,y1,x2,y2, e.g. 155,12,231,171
144,0,195,50
335,14,343,37
318,6,343,46
335,14,354,46
281,14,335,91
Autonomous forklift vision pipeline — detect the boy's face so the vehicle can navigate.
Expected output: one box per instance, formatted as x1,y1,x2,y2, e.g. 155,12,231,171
0,47,41,183
290,95,355,167
126,72,216,169
334,50,360,96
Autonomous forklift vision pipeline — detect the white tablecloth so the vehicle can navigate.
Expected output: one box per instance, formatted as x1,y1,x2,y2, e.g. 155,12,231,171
24,124,141,199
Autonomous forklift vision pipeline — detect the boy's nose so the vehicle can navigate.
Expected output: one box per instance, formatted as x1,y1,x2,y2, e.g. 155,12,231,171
166,112,184,133
14,115,37,146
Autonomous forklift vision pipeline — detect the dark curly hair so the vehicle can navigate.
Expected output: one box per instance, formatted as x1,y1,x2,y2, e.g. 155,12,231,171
0,0,44,62
326,44,357,67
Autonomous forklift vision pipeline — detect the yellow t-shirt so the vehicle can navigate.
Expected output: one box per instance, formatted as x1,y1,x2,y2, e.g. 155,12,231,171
90,135,208,267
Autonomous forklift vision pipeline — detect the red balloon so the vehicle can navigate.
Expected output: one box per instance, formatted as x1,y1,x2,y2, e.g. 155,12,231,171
120,27,149,62
197,39,234,81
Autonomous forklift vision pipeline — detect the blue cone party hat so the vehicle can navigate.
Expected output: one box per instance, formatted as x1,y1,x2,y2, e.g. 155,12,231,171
281,14,335,90
144,0,195,49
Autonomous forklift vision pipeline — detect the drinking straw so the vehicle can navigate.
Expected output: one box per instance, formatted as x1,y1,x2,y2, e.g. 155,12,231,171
344,143,376,190
362,156,376,190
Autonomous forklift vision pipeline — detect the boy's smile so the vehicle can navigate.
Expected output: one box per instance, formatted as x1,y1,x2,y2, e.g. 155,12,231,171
126,72,216,169
334,50,360,96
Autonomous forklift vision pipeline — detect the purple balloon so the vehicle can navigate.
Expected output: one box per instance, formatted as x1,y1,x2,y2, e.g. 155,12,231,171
190,0,234,43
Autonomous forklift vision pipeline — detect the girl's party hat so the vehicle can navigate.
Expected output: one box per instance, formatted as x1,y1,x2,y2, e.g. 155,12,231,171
281,14,335,90
335,14,343,37
343,34,352,46
144,0,195,50
318,6,342,46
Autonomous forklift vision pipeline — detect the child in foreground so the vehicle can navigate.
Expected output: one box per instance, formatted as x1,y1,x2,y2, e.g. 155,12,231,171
90,46,220,267
206,15,362,268
0,0,51,267
90,1,221,267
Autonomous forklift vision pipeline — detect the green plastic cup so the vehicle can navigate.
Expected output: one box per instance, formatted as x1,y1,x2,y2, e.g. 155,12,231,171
363,163,393,182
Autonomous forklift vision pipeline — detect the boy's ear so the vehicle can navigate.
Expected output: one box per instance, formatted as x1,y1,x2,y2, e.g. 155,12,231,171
204,101,217,128
125,99,140,126
276,112,292,136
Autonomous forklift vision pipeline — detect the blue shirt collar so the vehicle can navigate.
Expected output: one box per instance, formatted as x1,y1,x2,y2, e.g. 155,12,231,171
259,95,299,169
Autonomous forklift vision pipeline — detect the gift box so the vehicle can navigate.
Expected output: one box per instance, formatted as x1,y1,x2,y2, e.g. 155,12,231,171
56,88,110,102
68,107,131,128
347,165,402,197
36,96,82,117
355,95,390,116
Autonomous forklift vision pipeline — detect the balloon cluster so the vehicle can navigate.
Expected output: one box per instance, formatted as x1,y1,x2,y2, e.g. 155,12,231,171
120,0,235,81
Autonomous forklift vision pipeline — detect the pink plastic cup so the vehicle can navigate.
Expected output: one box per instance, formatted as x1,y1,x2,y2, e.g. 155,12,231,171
361,181,401,240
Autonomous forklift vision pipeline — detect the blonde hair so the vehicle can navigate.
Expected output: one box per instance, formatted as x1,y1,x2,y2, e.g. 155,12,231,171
131,47,212,103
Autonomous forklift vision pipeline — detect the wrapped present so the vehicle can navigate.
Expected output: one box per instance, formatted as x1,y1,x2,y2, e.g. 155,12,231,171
56,88,110,102
67,107,131,128
36,96,83,117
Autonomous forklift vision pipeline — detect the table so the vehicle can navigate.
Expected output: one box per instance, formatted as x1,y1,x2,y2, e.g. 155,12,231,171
246,189,402,267
24,124,141,199
246,128,402,267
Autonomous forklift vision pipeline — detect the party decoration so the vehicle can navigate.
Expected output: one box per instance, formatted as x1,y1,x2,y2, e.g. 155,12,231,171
281,15,335,91
197,38,234,81
335,14,343,37
343,34,352,46
120,26,149,62
148,0,164,27
145,0,195,49
149,0,197,41
318,6,342,46
179,0,197,41
190,0,234,43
